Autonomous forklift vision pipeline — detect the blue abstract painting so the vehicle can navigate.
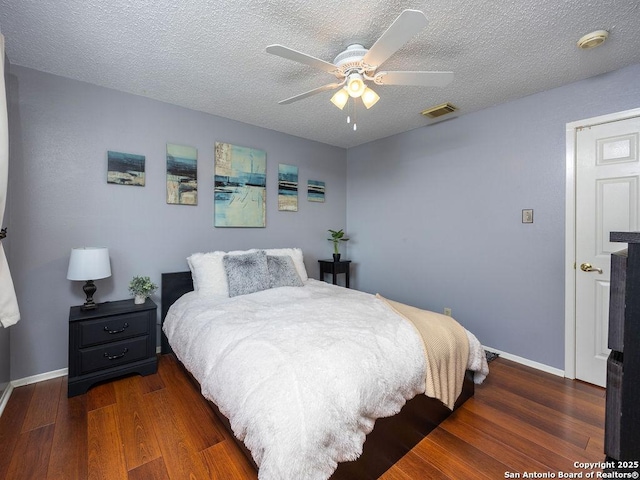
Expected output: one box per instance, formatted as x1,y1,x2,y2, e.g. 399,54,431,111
214,142,266,227
107,151,145,186
307,180,325,202
278,164,298,212
166,143,197,205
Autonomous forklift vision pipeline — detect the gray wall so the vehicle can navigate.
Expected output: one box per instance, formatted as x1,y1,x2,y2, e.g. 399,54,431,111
5,60,640,381
6,65,347,380
346,63,640,370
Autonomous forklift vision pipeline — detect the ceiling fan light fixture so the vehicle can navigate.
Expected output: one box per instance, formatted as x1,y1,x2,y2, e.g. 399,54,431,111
347,73,366,98
577,30,609,49
330,87,349,110
361,87,380,109
266,9,454,121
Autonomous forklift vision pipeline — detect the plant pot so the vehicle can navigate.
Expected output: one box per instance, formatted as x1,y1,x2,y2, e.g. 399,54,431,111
333,253,341,262
134,294,147,305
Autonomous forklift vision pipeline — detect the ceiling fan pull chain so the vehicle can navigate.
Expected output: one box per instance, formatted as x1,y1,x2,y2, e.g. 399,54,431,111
353,101,358,131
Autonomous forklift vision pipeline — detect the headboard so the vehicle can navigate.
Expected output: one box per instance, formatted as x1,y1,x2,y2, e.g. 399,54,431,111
160,271,194,354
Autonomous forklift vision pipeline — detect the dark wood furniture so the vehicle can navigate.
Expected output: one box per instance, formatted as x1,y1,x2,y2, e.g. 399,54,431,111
160,271,474,479
68,298,157,397
318,259,351,288
605,232,640,462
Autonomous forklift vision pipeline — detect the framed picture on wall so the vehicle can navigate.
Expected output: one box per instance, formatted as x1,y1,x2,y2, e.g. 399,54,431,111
307,180,325,202
278,164,298,211
214,142,266,227
166,143,198,205
107,151,146,186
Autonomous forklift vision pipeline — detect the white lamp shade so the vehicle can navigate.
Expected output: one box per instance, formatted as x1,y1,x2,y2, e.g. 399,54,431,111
346,73,366,98
330,88,349,110
67,247,112,281
361,87,380,109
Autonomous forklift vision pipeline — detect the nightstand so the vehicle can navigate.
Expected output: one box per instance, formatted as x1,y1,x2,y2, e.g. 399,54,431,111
68,298,158,397
318,259,351,288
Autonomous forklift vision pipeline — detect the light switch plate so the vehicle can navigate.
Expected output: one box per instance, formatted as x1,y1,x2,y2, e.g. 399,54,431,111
522,209,534,223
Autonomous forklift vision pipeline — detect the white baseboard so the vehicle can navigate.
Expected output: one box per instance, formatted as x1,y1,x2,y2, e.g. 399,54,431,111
10,367,68,388
0,382,13,417
0,368,68,418
483,345,565,377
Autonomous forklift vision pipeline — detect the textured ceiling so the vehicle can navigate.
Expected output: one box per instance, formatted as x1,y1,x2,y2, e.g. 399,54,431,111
1,0,639,148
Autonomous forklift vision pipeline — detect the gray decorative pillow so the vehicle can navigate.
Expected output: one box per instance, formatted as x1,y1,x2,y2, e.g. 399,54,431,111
267,255,304,288
223,250,269,297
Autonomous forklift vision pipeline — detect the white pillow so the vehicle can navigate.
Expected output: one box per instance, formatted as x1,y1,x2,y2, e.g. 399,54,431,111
264,248,308,281
187,249,259,296
187,251,226,295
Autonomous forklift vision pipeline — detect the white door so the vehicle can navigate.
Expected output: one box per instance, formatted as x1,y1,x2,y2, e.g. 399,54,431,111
575,115,640,386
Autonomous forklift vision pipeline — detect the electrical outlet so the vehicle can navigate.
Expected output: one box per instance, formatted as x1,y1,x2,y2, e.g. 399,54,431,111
522,209,534,223
444,307,452,316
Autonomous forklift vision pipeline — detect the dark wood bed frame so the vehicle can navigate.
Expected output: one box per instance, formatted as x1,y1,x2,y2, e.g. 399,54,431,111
160,271,474,480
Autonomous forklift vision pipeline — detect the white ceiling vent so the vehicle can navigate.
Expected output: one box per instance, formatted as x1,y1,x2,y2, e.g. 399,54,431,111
421,102,458,118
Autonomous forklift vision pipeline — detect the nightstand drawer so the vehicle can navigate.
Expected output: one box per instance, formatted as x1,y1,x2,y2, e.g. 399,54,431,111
79,336,149,374
79,311,150,347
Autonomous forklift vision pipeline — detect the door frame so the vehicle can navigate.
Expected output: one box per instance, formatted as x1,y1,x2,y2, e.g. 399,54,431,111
564,106,640,379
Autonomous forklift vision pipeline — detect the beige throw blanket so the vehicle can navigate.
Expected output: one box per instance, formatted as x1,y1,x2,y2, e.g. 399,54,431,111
377,295,469,410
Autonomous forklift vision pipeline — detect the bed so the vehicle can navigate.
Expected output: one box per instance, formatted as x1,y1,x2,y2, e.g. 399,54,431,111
160,248,488,480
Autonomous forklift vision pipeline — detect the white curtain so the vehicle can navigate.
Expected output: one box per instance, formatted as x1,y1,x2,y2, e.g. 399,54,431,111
0,33,20,328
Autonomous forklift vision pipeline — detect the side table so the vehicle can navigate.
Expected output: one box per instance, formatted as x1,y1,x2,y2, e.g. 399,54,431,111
318,259,351,288
68,298,157,397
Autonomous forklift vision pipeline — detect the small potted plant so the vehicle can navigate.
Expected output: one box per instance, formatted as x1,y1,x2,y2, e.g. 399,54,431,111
129,275,157,304
328,228,349,261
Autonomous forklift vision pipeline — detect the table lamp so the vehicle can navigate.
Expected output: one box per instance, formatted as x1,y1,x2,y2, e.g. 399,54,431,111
67,247,112,310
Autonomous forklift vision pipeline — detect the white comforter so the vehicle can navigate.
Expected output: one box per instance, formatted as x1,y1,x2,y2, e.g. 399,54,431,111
163,279,487,480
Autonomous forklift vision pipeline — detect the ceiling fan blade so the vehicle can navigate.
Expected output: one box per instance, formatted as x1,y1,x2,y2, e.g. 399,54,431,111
362,10,429,68
278,82,344,105
375,71,454,87
266,44,338,74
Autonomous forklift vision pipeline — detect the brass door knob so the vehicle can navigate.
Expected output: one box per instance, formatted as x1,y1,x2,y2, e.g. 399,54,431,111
580,263,603,274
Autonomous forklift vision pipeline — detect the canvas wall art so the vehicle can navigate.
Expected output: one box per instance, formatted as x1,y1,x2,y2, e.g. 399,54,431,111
166,143,198,205
214,142,266,227
107,151,145,186
278,164,298,212
307,180,325,202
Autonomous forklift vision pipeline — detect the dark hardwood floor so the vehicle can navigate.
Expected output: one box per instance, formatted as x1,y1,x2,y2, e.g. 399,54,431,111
0,355,605,479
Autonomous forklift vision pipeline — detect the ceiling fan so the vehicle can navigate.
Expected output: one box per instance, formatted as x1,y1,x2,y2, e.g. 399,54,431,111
265,9,453,112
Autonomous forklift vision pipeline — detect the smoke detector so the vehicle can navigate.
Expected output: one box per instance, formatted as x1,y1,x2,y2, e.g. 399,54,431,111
577,30,609,49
